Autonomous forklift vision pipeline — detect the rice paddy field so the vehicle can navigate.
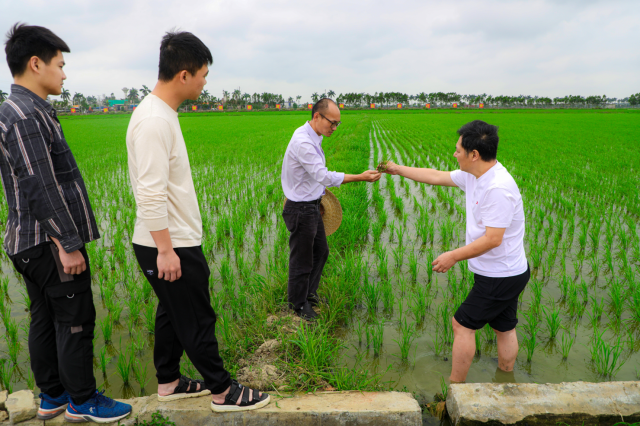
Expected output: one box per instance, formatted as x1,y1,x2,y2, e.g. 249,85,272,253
0,109,639,410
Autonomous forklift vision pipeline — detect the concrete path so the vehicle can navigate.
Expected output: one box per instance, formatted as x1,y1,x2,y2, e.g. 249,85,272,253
10,391,422,425
447,381,640,426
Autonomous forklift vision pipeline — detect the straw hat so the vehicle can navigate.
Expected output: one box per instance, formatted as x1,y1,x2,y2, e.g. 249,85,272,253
284,188,343,236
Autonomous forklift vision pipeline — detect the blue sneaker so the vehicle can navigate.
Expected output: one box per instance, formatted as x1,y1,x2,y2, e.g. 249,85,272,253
64,390,132,423
38,390,70,420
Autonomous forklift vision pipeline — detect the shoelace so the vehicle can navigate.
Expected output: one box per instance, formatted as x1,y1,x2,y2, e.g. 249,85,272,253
91,390,112,407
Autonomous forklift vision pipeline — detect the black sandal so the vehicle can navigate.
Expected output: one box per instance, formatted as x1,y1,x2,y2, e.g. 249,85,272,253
157,375,211,401
211,380,270,412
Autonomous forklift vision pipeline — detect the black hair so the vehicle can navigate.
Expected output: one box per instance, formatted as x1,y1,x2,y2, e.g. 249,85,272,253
158,31,213,82
457,120,499,161
312,98,336,118
4,23,70,77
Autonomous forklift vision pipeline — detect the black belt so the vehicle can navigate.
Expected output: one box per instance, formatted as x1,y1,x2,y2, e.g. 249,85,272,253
289,197,322,205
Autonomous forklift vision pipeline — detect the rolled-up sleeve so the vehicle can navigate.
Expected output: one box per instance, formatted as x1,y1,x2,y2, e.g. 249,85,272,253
132,117,172,231
297,141,345,188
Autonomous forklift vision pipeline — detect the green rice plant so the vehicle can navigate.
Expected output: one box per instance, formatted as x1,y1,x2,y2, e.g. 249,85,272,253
362,277,380,314
381,279,395,312
110,301,123,324
144,302,156,334
0,301,11,330
25,366,35,390
0,360,14,393
522,332,539,363
521,309,540,338
98,346,110,376
132,361,150,394
370,320,385,357
560,330,576,360
474,330,481,354
604,245,614,273
371,221,383,243
542,303,562,340
7,332,21,365
116,349,131,385
590,329,626,377
440,376,448,400
100,317,113,344
126,294,141,324
608,280,624,321
394,318,416,361
0,276,9,299
408,250,418,282
425,249,435,283
377,251,389,280
392,246,405,270
410,285,428,322
437,303,453,345
528,279,543,312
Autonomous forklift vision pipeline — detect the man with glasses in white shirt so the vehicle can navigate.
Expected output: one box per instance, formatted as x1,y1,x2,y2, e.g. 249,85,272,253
281,98,381,320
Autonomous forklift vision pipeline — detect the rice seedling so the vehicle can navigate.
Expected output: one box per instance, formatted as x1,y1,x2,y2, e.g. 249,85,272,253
560,330,576,360
26,367,35,390
98,346,110,376
363,277,380,314
520,329,539,363
132,361,150,394
381,279,395,312
394,318,416,361
392,246,405,270
521,309,540,339
408,250,418,282
590,329,626,377
542,303,562,340
116,344,132,385
608,280,624,321
370,320,385,357
100,317,113,344
0,360,14,393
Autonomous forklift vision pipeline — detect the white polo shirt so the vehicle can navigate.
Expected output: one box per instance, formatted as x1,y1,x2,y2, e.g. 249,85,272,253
450,162,527,278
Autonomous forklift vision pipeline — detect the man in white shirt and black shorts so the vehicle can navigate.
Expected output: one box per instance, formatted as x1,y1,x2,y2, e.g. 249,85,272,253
382,120,529,383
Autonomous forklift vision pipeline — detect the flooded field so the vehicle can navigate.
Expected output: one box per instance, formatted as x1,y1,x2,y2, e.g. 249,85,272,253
0,110,638,409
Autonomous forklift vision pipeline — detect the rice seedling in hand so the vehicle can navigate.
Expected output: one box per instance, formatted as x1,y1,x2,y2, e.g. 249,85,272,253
376,160,390,173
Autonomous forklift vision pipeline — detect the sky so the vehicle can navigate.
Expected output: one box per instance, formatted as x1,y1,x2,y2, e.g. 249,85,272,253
1,0,639,102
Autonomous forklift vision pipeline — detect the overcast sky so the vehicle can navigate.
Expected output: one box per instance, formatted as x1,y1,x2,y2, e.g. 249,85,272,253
2,0,639,101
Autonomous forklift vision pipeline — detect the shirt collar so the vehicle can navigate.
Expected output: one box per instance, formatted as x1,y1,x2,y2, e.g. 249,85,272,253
304,121,323,146
477,161,501,182
11,84,55,115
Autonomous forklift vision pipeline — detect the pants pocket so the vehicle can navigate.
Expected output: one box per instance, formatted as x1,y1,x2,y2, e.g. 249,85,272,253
46,282,95,328
282,210,299,233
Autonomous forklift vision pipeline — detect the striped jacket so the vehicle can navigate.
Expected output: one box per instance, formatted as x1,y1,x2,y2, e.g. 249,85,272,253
0,84,99,256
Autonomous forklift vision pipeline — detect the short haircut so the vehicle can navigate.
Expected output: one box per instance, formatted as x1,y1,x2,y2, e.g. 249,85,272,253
158,31,213,82
312,98,336,118
4,23,70,77
457,120,499,161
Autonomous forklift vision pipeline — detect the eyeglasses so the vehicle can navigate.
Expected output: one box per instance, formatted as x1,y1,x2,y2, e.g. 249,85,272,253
319,113,341,129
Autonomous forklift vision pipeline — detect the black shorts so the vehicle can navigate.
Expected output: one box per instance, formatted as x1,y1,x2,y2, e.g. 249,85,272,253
454,265,530,332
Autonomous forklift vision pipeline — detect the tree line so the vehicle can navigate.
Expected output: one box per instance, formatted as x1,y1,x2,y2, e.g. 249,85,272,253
0,87,638,109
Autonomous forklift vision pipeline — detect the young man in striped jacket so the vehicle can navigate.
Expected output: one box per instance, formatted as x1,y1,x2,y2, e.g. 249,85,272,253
0,23,131,423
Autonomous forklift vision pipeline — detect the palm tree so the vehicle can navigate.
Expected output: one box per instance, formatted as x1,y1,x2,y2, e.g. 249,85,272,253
61,88,71,106
327,90,335,99
311,92,319,103
140,85,151,98
0,89,9,104
296,95,301,107
128,88,139,103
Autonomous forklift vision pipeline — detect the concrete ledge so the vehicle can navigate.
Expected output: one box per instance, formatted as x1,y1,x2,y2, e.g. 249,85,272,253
446,381,640,426
15,391,421,425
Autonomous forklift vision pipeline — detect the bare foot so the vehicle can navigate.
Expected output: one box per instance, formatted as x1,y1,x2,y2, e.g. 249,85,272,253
158,378,202,396
211,385,262,405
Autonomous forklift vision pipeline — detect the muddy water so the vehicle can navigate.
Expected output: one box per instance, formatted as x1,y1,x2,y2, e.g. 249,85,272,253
337,119,640,406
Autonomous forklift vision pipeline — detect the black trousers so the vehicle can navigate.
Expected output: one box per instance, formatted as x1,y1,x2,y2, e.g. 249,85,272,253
133,244,231,394
10,243,96,404
282,199,329,310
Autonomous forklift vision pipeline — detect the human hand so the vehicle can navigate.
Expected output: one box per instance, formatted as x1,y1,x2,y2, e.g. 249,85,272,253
157,250,182,282
360,170,382,182
59,249,87,275
382,161,401,175
432,251,457,273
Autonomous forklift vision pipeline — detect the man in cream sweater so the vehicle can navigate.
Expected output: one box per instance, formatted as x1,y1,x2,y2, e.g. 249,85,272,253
126,31,269,412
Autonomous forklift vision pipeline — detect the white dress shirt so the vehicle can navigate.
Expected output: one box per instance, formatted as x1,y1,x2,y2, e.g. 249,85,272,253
281,122,345,202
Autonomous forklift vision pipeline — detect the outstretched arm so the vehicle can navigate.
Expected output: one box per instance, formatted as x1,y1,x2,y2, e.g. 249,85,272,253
383,161,457,187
